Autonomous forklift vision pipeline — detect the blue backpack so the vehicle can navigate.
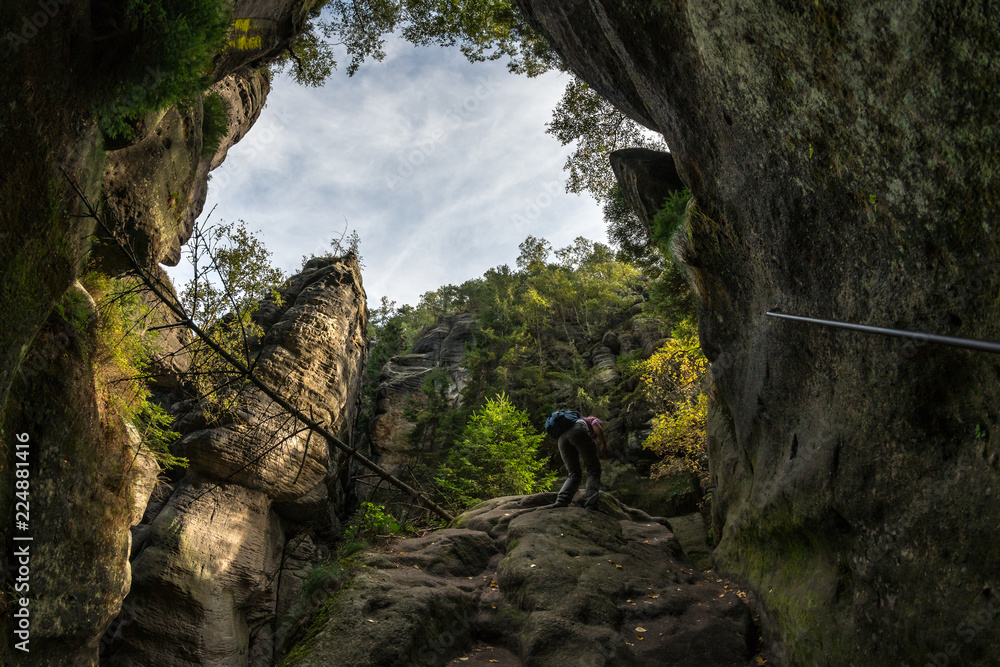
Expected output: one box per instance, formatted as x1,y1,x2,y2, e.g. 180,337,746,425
544,410,580,438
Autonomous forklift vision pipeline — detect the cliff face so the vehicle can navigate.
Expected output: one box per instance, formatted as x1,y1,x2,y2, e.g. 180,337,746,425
370,314,477,478
0,0,310,404
517,1,1000,663
105,256,368,666
99,67,272,269
1,283,151,666
0,2,326,662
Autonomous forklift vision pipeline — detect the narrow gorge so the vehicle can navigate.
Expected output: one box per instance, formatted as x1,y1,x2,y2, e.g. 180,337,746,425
1,1,998,666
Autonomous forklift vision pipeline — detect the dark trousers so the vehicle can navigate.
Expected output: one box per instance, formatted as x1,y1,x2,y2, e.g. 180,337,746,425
555,421,601,508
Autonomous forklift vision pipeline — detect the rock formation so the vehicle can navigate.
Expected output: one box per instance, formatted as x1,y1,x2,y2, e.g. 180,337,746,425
1,283,155,666
370,313,477,477
517,0,1000,663
282,493,754,666
609,148,685,227
0,1,336,663
103,256,369,666
98,66,273,270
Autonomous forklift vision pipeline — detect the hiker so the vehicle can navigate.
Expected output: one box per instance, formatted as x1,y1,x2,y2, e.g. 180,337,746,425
544,410,602,509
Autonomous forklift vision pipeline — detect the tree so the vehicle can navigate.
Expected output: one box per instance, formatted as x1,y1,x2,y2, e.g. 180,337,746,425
323,0,558,77
516,235,552,272
300,220,364,268
180,219,286,413
436,393,556,508
271,0,558,82
546,77,667,205
277,27,339,87
604,184,655,266
639,327,710,484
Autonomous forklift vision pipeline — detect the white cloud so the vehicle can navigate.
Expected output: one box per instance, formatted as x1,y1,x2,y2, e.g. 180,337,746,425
168,38,607,308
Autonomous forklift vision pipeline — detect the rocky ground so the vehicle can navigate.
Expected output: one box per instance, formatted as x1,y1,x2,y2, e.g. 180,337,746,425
280,492,763,666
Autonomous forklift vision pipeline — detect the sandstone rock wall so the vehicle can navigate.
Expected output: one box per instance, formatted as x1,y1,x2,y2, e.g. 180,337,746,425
517,1,1000,663
104,256,369,666
1,282,159,667
0,3,325,663
609,148,685,227
99,67,272,269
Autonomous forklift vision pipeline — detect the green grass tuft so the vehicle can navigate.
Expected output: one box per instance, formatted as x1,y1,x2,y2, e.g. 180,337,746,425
201,91,230,158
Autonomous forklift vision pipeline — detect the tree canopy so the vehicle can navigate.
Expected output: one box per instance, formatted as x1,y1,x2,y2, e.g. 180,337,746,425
273,0,558,83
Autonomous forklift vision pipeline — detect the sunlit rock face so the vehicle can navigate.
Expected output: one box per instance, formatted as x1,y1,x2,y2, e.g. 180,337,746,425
518,0,1000,663
97,0,306,270
104,256,368,666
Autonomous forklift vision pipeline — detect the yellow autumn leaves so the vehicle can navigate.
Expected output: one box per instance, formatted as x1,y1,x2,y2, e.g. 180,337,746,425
638,322,710,483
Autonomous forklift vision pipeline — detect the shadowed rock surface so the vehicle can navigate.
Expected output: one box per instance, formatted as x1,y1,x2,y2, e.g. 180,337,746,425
99,66,273,269
517,0,1000,663
609,148,685,227
281,493,753,666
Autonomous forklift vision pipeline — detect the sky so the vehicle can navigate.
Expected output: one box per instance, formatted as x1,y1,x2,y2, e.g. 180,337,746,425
166,34,609,309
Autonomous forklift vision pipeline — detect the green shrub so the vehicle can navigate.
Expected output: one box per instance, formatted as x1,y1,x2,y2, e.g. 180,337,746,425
97,0,231,138
85,274,187,470
201,92,230,158
300,562,347,600
343,502,410,542
650,189,691,256
435,393,556,508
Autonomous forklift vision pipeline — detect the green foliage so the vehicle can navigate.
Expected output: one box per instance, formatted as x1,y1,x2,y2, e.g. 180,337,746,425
646,260,697,326
182,220,285,329
343,502,412,542
516,235,552,272
650,189,692,256
54,287,96,354
640,325,709,484
435,393,556,508
84,274,186,470
405,366,470,453
300,224,364,268
604,184,655,266
546,77,667,205
274,24,339,87
637,189,698,326
299,562,347,601
371,235,645,429
200,92,230,158
180,220,286,416
96,0,231,138
321,0,557,78
360,235,704,513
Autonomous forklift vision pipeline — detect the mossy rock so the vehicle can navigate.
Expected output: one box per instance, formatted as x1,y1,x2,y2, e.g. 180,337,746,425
601,460,702,518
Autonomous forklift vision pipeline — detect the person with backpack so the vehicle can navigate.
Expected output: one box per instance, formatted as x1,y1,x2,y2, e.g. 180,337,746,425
543,409,602,509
